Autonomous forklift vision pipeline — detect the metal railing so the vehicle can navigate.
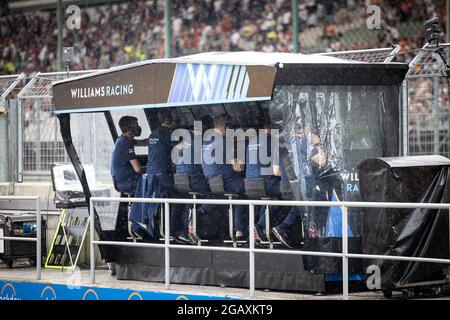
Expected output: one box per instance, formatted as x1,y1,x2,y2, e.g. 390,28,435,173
0,196,41,280
89,197,450,300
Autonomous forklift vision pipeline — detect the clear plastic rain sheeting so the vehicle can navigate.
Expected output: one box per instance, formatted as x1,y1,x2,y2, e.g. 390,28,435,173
265,85,400,241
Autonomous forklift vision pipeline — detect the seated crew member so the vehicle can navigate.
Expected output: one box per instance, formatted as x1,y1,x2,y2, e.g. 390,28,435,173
201,114,248,240
175,130,210,194
272,128,342,246
111,116,147,193
173,129,210,241
245,118,284,244
147,110,188,244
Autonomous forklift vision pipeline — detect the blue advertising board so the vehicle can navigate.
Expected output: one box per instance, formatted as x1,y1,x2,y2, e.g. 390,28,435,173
0,280,238,300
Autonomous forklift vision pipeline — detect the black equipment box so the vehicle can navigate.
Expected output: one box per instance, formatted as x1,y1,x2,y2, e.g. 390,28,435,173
0,214,46,268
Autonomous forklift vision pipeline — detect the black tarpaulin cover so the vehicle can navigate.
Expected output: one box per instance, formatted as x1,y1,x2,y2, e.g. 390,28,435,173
359,155,450,288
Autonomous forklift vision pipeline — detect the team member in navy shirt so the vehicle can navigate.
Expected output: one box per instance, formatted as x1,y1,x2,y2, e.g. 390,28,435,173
245,120,281,196
147,111,189,243
175,130,210,194
202,114,248,240
172,130,210,241
111,116,147,193
245,120,283,245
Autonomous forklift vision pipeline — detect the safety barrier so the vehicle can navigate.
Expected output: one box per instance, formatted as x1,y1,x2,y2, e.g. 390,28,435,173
0,196,41,280
89,197,450,300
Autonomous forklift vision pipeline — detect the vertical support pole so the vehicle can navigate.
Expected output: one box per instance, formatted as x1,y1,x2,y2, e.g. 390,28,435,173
164,201,170,289
432,77,439,155
164,0,172,58
401,80,409,156
57,0,64,71
7,99,17,193
229,196,236,248
447,0,450,44
0,102,8,182
192,194,200,246
291,0,299,53
90,198,95,284
249,204,255,298
265,205,273,249
17,99,23,182
35,197,41,280
35,100,42,172
342,205,349,300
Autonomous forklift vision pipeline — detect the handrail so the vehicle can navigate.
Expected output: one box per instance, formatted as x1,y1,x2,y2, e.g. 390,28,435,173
89,197,450,300
0,196,41,280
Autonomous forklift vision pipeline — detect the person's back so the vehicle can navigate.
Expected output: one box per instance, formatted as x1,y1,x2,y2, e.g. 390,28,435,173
145,111,191,244
201,133,236,179
245,123,281,199
201,114,247,240
147,125,174,175
175,131,209,194
245,130,275,179
111,135,137,184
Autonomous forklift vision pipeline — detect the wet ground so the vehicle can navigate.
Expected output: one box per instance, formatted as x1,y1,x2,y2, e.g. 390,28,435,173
0,261,449,300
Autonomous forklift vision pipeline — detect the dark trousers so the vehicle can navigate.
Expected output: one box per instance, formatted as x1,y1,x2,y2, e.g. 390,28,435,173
115,175,140,194
154,173,185,235
283,207,302,226
178,174,212,235
223,174,248,233
255,176,282,228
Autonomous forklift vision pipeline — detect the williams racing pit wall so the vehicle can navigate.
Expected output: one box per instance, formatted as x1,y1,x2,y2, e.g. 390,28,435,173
51,52,408,291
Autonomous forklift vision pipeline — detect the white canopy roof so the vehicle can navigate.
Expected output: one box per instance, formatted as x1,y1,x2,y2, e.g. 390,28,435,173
53,51,361,86
168,51,362,65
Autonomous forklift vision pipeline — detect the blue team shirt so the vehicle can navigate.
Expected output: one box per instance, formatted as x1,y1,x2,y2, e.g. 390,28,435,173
175,132,204,176
111,135,138,182
245,133,275,179
201,133,235,178
147,126,176,174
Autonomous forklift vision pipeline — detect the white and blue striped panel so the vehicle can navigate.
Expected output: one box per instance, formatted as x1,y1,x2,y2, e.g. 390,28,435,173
168,63,251,104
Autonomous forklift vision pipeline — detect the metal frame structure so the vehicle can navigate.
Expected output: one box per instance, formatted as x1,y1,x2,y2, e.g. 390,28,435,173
0,74,25,190
0,196,41,280
0,73,25,104
406,43,450,79
405,43,450,158
89,197,450,300
15,70,103,181
319,46,401,63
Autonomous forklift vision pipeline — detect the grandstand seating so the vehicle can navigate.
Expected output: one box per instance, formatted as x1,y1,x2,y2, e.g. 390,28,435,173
1,0,446,75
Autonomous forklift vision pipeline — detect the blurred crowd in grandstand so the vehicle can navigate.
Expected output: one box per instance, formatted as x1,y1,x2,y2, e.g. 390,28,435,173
0,0,447,76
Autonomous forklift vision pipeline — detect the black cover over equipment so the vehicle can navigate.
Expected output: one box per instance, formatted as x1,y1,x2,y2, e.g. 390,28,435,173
359,155,450,288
